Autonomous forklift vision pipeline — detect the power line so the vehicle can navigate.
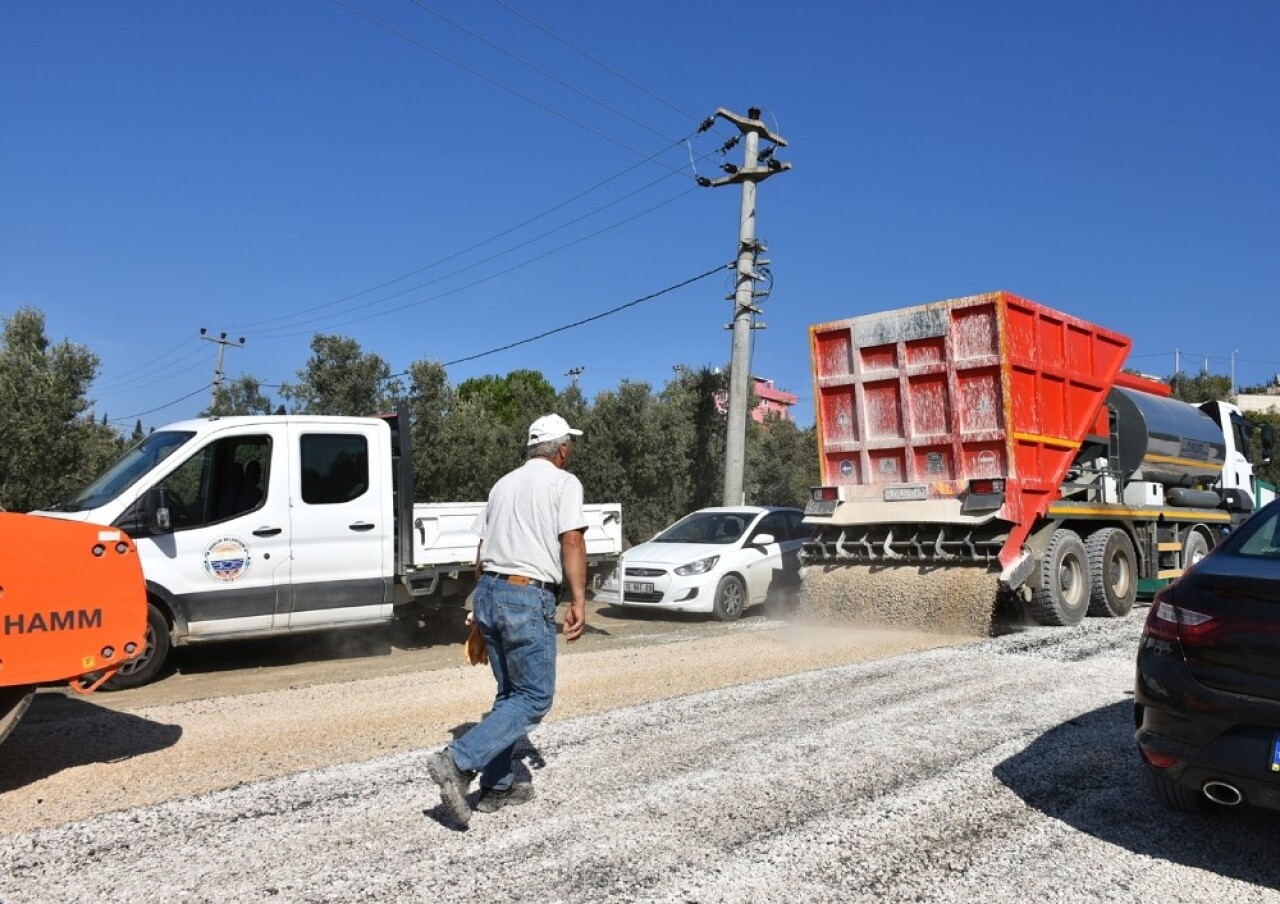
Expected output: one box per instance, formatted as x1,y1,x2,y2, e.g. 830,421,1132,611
249,187,699,339
106,383,214,425
235,169,698,339
380,263,727,373
493,0,704,125
405,0,681,144
332,0,685,166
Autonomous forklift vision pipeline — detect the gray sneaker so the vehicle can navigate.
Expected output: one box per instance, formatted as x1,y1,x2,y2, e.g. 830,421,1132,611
426,749,475,825
475,782,536,814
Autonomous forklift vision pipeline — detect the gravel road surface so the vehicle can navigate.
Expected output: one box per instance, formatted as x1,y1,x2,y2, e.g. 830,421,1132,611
2,607,1277,903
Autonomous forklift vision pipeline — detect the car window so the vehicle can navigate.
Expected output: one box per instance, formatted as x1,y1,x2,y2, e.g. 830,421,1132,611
655,511,755,544
784,510,809,541
1233,507,1280,559
752,511,788,542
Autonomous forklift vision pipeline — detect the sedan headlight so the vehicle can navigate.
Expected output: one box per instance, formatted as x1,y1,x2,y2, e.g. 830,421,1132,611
675,555,719,576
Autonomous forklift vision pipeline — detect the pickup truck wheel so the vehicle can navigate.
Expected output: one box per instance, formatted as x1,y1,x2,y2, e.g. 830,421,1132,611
0,685,36,746
1085,528,1136,617
1029,529,1089,626
712,575,747,622
103,603,171,691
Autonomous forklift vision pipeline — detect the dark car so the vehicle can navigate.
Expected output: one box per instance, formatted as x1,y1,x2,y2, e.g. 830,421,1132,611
1135,498,1280,813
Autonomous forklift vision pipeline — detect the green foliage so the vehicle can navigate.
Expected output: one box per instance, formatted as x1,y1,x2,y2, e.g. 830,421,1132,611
0,308,124,511
278,334,402,416
1247,408,1280,489
456,370,557,424
746,414,819,507
1168,371,1233,404
202,375,275,417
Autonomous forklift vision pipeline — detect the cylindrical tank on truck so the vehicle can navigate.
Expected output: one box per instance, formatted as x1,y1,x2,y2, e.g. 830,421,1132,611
800,291,1275,632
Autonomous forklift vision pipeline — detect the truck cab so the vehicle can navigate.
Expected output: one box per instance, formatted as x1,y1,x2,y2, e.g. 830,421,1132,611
37,415,398,685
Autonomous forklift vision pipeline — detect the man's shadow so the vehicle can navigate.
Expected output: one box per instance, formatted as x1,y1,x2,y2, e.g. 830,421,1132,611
0,693,183,792
421,720,546,830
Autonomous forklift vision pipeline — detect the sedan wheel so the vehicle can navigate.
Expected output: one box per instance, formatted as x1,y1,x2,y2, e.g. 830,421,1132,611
712,574,747,622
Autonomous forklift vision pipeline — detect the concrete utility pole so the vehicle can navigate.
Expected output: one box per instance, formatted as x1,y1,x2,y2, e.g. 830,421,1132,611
200,328,245,407
697,106,790,506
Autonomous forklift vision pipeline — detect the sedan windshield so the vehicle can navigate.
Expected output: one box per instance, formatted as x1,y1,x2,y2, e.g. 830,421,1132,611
51,430,196,512
654,511,757,545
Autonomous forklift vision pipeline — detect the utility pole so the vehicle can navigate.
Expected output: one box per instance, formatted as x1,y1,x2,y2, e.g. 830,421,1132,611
697,106,790,506
565,366,584,390
200,328,245,408
1231,349,1238,394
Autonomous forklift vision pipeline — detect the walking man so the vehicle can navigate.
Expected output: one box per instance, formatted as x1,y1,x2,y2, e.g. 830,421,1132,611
426,414,589,825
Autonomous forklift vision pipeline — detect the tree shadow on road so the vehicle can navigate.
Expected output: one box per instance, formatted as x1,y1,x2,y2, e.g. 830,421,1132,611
993,700,1279,891
0,693,182,792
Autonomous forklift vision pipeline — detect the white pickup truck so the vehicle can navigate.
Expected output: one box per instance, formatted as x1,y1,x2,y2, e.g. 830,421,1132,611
36,408,622,688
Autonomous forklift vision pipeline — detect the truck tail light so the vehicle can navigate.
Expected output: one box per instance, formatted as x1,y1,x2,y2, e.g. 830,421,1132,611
811,487,838,502
968,478,1006,495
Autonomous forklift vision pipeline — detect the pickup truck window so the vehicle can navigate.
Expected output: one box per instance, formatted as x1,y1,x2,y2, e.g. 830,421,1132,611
152,434,272,530
57,430,195,512
300,434,369,505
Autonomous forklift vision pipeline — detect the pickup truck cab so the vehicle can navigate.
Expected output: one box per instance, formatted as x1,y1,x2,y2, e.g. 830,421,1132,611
38,414,407,686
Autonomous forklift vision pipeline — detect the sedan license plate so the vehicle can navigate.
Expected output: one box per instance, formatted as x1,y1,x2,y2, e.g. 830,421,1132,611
1271,733,1280,773
625,581,653,594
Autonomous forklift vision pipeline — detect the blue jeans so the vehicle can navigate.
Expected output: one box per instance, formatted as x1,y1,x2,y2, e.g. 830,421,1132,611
449,574,558,791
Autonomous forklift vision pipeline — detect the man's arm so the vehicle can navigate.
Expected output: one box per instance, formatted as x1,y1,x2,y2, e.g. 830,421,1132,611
560,527,588,642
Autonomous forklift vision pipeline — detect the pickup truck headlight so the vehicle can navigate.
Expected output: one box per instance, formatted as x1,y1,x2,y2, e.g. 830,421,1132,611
675,555,719,576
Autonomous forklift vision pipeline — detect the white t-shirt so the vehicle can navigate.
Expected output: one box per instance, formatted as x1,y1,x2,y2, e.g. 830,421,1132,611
472,458,587,585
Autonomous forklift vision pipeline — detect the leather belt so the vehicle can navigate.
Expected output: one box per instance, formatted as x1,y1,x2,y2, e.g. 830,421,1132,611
484,571,561,596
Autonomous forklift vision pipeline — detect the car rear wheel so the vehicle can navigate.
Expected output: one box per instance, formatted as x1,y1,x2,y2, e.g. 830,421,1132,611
712,575,747,622
1183,531,1210,570
1086,528,1136,617
1145,768,1206,814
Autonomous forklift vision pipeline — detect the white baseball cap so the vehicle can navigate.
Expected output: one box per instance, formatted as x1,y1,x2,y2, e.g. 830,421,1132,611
527,413,583,446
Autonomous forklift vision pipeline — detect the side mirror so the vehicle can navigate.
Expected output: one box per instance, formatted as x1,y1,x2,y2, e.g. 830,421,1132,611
750,532,776,547
140,487,173,535
1262,425,1275,465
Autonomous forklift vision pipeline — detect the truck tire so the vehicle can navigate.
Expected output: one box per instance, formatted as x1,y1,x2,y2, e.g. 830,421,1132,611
103,603,171,691
712,574,748,622
0,685,36,746
1183,531,1210,571
1029,529,1089,626
1085,528,1136,618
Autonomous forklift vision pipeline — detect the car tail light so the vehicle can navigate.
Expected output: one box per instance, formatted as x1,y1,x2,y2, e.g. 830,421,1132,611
811,486,838,502
968,478,1006,494
1142,589,1217,645
1137,745,1179,770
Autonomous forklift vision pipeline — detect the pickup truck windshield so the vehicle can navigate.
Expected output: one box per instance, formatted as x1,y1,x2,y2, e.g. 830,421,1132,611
53,431,196,512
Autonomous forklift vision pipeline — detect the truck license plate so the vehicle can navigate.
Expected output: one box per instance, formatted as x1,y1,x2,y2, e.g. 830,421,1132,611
1271,733,1280,773
883,485,928,501
624,581,653,594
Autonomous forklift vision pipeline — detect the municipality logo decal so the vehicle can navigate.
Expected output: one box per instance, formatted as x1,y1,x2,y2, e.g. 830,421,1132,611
204,537,251,582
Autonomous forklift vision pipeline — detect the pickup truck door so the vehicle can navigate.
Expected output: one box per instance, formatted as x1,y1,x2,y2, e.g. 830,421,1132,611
285,423,392,627
141,426,292,638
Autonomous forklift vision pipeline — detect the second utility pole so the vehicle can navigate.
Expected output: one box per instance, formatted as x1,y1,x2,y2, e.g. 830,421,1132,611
699,106,790,506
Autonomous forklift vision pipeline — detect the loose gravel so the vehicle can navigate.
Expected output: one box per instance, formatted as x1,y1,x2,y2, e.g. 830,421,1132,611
2,611,1278,903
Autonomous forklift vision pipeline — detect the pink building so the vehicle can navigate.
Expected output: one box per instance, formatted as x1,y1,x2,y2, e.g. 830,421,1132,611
750,377,797,423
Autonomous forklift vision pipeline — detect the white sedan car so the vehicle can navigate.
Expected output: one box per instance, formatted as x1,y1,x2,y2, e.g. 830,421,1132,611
595,506,808,621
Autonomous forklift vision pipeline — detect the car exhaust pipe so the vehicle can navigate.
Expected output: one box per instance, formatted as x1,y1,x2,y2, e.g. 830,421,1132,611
1202,781,1243,806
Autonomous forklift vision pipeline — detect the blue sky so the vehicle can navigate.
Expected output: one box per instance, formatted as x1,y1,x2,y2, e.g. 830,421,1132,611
2,1,1277,430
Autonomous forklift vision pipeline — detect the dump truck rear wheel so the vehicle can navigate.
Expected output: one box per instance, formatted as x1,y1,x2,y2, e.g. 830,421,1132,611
712,575,747,622
103,603,171,691
1030,529,1089,626
1085,528,1136,618
0,685,36,746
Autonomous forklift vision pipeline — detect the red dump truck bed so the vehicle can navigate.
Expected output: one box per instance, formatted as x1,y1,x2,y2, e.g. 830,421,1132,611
808,291,1132,568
